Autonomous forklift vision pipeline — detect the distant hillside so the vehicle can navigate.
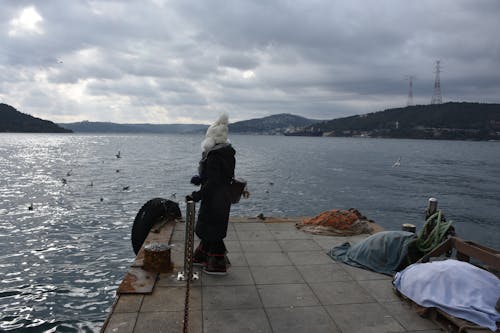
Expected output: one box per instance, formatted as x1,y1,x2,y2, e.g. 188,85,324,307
311,102,500,140
58,114,319,135
59,121,208,133
229,113,320,134
0,103,72,133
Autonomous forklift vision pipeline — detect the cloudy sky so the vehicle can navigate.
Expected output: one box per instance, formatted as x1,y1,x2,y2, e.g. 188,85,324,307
1,0,499,124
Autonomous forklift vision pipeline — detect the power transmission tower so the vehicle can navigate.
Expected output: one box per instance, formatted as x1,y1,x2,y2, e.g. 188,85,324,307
431,60,442,104
406,75,415,106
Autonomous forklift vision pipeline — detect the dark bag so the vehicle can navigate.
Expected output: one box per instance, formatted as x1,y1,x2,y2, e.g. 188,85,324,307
229,178,247,204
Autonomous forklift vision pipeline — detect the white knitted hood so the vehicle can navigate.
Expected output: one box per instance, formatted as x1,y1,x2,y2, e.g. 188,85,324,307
201,113,230,152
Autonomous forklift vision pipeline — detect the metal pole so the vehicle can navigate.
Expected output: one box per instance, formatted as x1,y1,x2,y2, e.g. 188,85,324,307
186,200,196,280
181,200,198,333
178,201,198,281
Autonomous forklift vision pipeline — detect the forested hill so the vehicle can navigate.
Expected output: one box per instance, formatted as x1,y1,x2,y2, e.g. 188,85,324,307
229,113,319,134
59,121,207,133
58,114,318,134
0,103,72,133
311,102,500,140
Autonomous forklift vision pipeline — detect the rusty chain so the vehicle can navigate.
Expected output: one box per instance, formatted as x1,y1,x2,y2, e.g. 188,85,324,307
182,201,196,333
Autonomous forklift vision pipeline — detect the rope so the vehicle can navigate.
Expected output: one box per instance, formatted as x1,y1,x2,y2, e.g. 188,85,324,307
405,210,454,265
414,210,453,253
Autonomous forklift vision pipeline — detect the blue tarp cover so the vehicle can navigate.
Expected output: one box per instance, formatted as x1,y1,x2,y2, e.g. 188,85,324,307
393,259,500,331
327,231,416,276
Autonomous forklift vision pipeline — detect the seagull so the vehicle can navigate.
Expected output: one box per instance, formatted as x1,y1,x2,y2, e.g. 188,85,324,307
392,156,402,167
116,151,121,158
89,181,93,187
28,203,33,211
122,186,130,191
62,178,67,185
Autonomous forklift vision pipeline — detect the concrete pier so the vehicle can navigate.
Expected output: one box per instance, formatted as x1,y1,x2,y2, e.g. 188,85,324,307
101,217,442,333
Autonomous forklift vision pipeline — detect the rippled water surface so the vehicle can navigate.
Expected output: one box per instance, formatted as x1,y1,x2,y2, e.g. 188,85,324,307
1,133,499,331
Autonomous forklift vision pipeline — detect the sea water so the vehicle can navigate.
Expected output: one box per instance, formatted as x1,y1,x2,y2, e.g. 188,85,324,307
0,133,499,331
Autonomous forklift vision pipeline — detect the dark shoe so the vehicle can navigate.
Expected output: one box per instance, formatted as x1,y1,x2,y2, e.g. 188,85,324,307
203,256,227,275
225,254,231,268
192,247,207,267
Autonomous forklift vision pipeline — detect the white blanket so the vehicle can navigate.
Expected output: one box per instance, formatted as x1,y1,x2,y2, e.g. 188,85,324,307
393,259,500,331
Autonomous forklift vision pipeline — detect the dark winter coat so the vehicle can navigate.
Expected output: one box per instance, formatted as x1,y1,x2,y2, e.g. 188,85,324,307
192,143,236,241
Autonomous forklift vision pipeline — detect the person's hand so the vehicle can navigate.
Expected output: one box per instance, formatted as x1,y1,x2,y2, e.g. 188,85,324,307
186,191,201,202
190,175,202,186
191,191,201,202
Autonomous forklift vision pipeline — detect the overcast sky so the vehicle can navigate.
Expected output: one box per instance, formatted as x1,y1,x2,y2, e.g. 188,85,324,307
1,0,499,124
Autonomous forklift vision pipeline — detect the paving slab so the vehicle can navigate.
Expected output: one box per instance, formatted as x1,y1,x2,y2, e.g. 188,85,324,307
135,310,202,333
225,251,247,267
310,281,376,305
257,283,320,308
140,286,202,312
203,308,272,333
325,302,406,333
288,250,335,266
240,239,281,252
343,264,393,281
271,229,312,240
245,251,292,266
222,239,242,252
296,263,352,283
202,285,263,310
266,306,341,333
113,295,144,313
250,265,305,285
103,312,137,333
278,239,323,252
381,301,441,331
202,266,254,286
236,229,276,241
359,279,401,303
101,217,441,333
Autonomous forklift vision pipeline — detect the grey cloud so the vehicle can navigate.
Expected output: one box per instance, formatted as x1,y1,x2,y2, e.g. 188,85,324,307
1,0,499,123
218,53,259,70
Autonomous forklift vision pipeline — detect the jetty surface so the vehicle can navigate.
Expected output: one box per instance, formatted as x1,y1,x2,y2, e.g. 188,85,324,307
101,217,442,333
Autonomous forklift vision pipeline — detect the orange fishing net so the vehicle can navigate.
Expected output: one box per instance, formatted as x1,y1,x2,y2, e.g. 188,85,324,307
297,208,373,236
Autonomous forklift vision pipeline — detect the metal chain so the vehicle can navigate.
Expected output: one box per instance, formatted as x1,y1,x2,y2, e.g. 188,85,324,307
183,201,196,333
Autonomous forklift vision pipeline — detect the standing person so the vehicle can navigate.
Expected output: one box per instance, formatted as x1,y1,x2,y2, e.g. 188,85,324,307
187,113,236,275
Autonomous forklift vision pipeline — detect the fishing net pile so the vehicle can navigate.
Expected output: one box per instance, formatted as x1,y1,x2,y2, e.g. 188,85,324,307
296,208,374,236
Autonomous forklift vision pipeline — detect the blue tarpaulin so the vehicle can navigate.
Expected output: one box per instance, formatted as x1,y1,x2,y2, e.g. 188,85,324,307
327,231,416,276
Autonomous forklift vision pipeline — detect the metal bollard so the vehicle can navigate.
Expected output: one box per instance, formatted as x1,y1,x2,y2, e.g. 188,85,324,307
426,197,438,219
402,223,416,233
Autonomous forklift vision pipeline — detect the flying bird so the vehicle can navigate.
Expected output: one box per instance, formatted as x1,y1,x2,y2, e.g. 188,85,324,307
392,157,402,167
